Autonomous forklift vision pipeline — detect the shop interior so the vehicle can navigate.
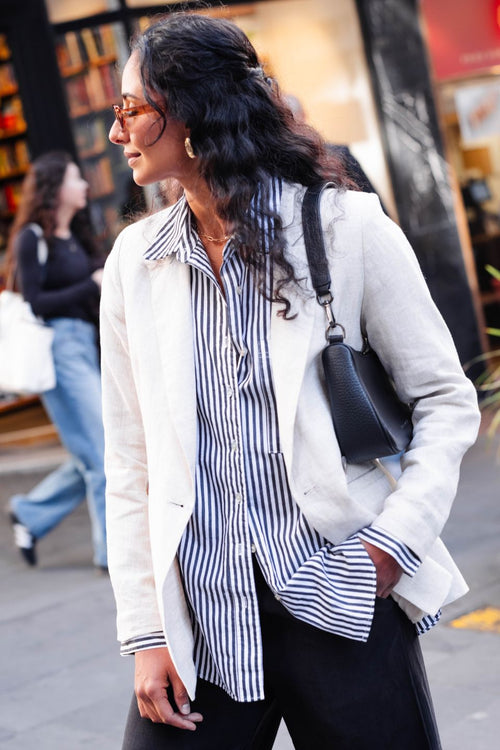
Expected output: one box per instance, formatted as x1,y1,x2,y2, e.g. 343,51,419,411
437,76,500,341
1,0,495,442
0,0,395,271
0,0,395,441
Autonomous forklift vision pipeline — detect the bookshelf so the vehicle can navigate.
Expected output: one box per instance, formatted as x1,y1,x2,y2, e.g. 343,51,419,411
55,22,134,252
0,32,30,262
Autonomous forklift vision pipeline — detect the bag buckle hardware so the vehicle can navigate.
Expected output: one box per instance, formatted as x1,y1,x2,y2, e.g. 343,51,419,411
317,292,345,342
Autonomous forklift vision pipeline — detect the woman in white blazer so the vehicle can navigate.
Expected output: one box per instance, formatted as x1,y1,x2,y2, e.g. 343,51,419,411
101,13,480,750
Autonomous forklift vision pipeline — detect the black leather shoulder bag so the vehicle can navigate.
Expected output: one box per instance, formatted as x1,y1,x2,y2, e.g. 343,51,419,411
301,182,413,463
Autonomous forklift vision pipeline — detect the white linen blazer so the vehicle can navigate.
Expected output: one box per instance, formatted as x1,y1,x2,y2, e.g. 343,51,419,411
100,182,480,699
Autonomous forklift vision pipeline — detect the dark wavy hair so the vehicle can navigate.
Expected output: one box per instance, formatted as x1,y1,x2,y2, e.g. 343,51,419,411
133,12,353,316
5,151,98,284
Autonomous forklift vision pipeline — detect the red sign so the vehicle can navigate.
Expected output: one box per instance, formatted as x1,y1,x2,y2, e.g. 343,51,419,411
421,0,500,80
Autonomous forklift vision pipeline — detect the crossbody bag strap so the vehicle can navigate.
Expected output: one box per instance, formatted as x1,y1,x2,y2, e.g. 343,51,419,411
26,223,49,266
301,182,344,341
8,223,49,292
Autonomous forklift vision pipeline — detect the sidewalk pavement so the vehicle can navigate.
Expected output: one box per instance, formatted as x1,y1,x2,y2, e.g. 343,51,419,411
0,431,499,749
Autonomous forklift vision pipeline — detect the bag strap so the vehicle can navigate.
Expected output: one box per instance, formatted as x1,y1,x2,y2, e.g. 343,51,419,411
301,182,344,341
7,223,49,292
301,182,334,298
26,223,49,266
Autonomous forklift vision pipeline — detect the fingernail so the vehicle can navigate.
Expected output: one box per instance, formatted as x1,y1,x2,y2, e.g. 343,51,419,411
181,703,190,715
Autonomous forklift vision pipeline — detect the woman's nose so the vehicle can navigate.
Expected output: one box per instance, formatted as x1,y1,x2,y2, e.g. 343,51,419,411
109,119,127,144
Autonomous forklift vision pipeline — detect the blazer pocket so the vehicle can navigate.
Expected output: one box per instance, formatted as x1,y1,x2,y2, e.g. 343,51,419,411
345,461,393,511
344,462,378,485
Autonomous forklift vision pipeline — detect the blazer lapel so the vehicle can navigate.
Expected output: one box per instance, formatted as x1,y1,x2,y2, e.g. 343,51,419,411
270,182,317,468
147,257,197,478
270,290,316,469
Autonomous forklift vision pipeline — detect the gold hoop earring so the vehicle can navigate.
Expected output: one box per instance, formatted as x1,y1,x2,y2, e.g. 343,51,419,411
184,137,196,159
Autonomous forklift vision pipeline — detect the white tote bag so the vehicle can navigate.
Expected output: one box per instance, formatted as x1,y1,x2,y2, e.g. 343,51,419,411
0,225,56,394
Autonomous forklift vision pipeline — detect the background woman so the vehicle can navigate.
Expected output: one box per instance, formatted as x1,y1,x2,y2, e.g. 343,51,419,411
6,150,107,571
101,13,479,749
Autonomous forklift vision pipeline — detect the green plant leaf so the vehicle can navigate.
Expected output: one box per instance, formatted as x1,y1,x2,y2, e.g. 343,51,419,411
485,264,500,281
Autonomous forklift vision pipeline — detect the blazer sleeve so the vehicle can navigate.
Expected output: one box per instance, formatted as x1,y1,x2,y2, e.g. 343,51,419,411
100,233,164,643
352,193,480,561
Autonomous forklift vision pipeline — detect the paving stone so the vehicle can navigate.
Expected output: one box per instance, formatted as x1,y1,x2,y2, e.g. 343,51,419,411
0,434,499,749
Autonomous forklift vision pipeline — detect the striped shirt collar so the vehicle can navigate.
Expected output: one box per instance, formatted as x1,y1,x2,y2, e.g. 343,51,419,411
143,194,194,262
143,179,288,263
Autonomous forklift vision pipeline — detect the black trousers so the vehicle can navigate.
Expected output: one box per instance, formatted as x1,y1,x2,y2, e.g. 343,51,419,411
122,564,441,750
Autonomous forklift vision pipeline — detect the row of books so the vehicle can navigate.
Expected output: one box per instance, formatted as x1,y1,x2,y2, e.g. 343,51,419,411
0,180,22,214
0,63,17,97
0,96,27,136
65,63,120,117
56,25,118,71
83,156,114,199
0,140,29,179
0,34,10,63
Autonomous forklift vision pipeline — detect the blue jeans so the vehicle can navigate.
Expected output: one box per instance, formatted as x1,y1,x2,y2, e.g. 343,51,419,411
10,318,107,567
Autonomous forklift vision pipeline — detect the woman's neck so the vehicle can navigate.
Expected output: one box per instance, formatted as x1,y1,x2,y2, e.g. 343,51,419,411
184,182,231,242
54,205,76,239
183,179,233,287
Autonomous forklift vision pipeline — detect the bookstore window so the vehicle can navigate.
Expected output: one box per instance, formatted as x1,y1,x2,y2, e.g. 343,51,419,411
48,0,394,246
54,21,142,253
0,32,30,266
421,0,500,349
137,0,395,216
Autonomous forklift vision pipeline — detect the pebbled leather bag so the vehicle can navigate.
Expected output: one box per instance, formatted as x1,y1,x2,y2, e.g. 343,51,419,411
302,183,413,463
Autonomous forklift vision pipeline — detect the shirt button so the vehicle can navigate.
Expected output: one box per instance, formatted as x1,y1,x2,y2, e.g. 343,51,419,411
251,544,256,553
274,593,281,601
236,286,243,295
227,386,233,397
235,493,242,504
231,440,238,451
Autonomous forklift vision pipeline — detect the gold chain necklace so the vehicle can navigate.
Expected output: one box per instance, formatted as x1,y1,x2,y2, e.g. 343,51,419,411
197,230,232,244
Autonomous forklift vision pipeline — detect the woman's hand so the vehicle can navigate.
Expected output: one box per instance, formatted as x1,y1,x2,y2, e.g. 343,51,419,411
360,539,403,598
134,647,203,730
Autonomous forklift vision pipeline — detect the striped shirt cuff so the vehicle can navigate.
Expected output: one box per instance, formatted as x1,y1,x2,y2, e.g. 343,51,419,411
416,610,442,634
358,526,420,577
120,631,167,656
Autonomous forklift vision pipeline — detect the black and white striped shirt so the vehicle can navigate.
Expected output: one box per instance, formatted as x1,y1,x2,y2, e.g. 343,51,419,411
122,183,439,701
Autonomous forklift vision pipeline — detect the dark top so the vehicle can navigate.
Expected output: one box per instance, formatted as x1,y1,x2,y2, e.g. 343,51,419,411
16,226,101,324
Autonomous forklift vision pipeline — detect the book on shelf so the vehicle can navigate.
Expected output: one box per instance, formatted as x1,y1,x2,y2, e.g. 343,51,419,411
0,34,10,62
3,181,22,212
0,142,27,177
0,95,26,133
0,63,17,95
74,117,107,156
99,25,117,58
65,75,91,116
99,63,120,102
85,66,107,109
14,139,29,169
81,28,100,62
65,31,84,68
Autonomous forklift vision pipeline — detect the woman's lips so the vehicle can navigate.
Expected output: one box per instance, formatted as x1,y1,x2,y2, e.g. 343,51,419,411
125,152,141,166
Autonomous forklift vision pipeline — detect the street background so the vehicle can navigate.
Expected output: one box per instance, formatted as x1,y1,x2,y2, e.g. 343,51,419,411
0,425,499,749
